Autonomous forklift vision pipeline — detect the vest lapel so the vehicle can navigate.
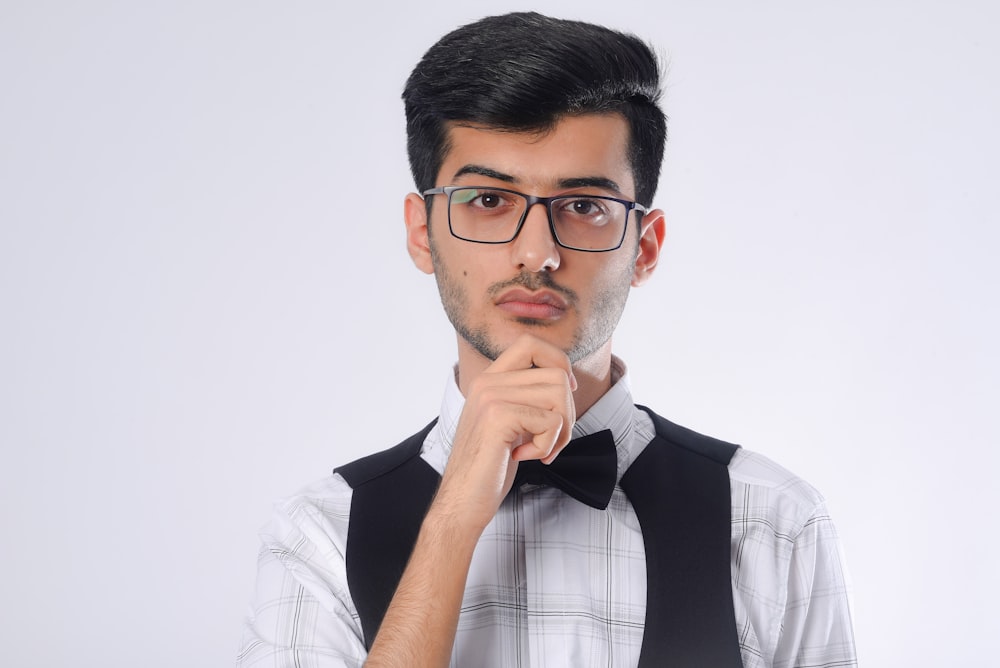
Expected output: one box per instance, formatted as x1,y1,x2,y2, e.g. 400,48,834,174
621,406,743,666
335,421,439,649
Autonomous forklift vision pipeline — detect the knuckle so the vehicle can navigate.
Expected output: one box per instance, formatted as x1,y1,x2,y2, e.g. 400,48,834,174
480,399,507,421
468,378,503,407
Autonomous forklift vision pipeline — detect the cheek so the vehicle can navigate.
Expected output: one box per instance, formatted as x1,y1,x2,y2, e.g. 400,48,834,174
451,249,504,287
435,234,480,279
585,261,635,309
434,247,483,301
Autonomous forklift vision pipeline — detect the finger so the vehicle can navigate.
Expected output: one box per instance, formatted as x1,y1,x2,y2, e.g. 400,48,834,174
474,367,575,397
514,429,572,464
537,409,575,465
484,335,577,390
539,437,570,466
507,409,566,462
468,371,575,435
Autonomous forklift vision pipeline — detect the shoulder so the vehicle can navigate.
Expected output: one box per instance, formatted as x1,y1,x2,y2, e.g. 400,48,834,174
637,406,826,517
730,448,827,512
639,404,831,536
636,404,740,465
262,473,356,560
265,420,439,542
728,447,837,552
335,420,437,488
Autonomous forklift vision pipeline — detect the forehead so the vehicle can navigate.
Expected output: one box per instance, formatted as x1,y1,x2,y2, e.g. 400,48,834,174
438,113,635,196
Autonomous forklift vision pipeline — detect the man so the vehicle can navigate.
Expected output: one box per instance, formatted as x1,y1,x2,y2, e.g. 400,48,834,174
238,12,856,668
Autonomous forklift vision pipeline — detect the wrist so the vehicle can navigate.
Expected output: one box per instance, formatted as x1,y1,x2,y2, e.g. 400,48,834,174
422,496,490,553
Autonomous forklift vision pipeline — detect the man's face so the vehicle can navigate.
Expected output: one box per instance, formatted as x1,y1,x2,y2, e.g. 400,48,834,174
405,113,663,366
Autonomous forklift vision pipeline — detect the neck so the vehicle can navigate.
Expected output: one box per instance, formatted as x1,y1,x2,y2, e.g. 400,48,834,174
454,336,615,417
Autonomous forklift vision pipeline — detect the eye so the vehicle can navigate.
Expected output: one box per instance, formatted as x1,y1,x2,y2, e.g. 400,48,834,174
558,196,611,221
476,192,503,209
570,199,599,215
452,188,514,211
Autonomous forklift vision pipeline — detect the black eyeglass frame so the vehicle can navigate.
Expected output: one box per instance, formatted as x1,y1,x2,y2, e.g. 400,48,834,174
422,185,648,252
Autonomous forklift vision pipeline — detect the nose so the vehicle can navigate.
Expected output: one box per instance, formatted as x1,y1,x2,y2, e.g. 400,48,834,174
510,203,561,272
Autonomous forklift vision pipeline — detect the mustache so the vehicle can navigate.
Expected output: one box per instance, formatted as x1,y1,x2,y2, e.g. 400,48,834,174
487,271,578,307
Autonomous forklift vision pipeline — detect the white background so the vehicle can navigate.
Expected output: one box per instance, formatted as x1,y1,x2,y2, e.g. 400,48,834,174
1,1,997,665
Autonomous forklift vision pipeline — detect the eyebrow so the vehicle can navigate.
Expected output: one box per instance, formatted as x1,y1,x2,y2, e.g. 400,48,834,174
452,165,516,183
556,176,623,195
452,165,623,195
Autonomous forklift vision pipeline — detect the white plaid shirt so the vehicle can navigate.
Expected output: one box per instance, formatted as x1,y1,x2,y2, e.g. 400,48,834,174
237,360,857,667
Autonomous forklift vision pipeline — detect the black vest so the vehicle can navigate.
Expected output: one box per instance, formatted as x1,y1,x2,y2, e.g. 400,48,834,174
335,406,744,667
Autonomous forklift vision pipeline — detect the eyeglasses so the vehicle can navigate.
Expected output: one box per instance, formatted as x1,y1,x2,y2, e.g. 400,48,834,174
422,185,647,252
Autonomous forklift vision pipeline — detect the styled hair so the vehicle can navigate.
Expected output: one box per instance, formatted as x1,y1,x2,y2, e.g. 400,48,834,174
402,12,667,207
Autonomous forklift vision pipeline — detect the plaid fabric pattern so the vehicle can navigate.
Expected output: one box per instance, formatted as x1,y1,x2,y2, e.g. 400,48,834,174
238,361,856,667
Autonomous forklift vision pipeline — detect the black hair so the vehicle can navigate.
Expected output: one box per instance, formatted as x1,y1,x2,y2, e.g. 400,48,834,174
402,12,667,207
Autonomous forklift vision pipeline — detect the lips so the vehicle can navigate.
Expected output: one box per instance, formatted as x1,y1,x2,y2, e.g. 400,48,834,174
495,288,569,320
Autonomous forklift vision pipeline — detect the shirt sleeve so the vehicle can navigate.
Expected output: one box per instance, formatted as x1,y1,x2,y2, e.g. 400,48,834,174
236,477,368,668
772,503,857,668
729,449,858,668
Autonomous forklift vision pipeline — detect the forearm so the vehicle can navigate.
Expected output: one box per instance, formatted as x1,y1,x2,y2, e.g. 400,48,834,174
364,507,481,668
365,336,576,666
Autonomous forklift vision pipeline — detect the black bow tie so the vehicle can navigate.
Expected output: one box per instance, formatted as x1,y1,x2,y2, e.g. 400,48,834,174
511,429,618,510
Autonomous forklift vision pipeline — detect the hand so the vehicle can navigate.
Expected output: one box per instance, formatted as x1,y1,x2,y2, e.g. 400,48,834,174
432,334,578,533
366,334,577,666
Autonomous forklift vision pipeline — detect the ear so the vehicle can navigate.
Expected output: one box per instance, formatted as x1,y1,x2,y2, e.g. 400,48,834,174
631,208,666,287
404,192,434,275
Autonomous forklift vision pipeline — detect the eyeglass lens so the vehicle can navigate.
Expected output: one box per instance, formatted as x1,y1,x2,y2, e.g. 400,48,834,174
448,187,627,251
